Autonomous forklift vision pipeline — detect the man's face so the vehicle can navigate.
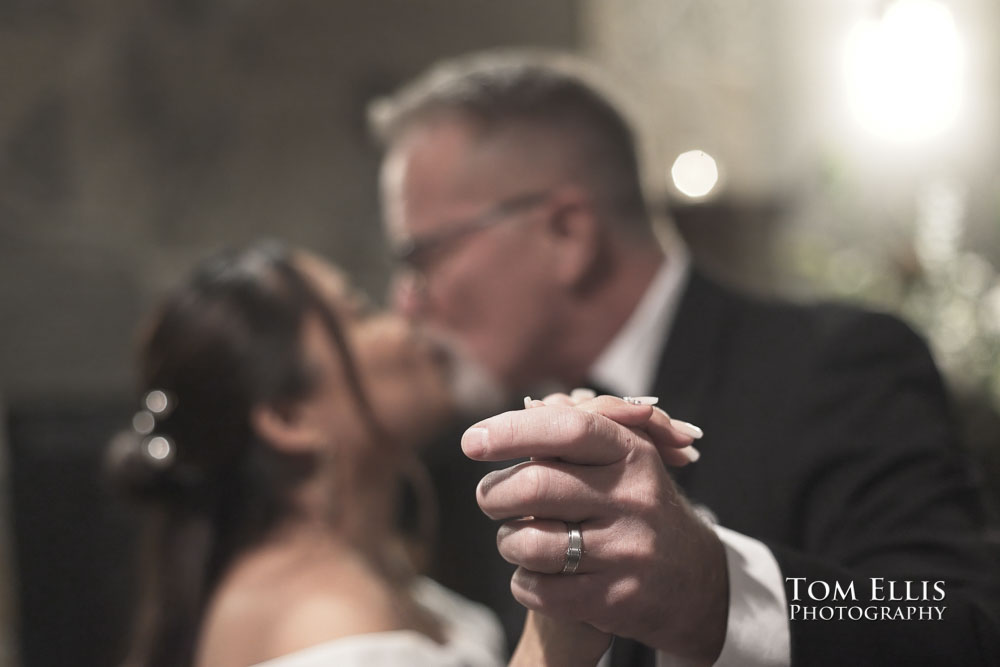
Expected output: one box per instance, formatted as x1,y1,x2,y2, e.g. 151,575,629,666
379,118,562,396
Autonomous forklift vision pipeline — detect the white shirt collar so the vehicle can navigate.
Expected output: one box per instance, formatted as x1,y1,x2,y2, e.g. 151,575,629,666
588,242,690,398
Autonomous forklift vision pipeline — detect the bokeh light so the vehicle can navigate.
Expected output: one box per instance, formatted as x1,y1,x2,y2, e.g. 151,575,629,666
843,0,965,143
670,149,720,199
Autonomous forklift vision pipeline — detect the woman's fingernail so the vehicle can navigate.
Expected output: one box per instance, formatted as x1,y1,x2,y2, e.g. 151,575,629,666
570,387,597,401
672,419,704,440
680,445,701,463
653,406,672,419
523,395,532,409
623,396,659,406
462,427,489,457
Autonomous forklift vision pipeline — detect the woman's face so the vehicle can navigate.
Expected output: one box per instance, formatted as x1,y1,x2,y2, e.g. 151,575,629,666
293,253,455,450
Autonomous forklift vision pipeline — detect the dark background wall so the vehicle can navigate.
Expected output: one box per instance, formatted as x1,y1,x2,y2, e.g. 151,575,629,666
1,3,578,665
1,0,578,405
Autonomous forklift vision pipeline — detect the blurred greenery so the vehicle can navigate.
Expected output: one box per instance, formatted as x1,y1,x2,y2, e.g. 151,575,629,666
781,180,1000,518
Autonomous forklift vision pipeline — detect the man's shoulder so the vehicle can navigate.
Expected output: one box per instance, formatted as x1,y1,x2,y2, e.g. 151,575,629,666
695,271,929,361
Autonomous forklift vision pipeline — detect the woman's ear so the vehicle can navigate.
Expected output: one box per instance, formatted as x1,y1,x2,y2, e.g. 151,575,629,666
250,401,323,453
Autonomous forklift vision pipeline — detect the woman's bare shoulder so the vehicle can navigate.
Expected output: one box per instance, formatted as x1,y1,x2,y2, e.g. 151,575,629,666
196,550,404,667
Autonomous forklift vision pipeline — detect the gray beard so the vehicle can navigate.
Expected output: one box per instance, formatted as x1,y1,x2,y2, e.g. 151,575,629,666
445,344,508,419
423,328,566,419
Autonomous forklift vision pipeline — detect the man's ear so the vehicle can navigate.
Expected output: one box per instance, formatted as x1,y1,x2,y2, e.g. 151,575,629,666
250,401,323,453
544,186,603,287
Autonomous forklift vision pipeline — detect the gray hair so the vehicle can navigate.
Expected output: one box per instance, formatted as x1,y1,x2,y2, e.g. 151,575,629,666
369,49,651,232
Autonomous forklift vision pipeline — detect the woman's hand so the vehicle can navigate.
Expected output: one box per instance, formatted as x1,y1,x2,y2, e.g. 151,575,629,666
510,610,611,667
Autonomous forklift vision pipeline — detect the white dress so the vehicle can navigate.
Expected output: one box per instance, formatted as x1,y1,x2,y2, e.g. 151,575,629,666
252,577,507,667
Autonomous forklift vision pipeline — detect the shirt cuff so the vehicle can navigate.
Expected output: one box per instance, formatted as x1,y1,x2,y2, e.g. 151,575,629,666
656,524,790,667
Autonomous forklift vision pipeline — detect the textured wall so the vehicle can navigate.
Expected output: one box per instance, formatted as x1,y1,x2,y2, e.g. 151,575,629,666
1,5,578,664
579,0,1000,297
0,0,578,405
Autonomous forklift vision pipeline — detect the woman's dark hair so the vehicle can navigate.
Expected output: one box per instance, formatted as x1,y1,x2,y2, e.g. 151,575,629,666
108,241,405,667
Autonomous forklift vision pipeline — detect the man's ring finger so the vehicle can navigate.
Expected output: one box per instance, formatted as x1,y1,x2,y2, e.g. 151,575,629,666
562,521,583,574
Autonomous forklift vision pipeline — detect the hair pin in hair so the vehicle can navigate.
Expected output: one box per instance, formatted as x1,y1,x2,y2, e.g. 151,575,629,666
129,389,179,468
132,410,156,435
143,435,175,467
144,389,174,416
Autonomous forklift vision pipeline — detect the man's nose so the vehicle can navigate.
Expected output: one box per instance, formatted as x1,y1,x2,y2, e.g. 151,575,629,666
389,270,425,320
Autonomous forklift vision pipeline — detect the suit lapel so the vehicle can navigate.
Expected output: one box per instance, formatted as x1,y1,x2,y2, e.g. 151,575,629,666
651,268,733,427
650,269,736,491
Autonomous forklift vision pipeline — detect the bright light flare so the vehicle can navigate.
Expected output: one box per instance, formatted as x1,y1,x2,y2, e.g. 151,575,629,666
671,150,720,199
843,0,964,143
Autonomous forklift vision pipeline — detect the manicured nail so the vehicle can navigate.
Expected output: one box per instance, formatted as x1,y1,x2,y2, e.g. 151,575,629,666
570,387,597,401
462,427,489,457
680,445,701,463
671,419,704,440
523,395,532,409
623,396,659,406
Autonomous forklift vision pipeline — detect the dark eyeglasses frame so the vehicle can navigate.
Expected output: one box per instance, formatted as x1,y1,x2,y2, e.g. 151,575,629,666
389,190,553,278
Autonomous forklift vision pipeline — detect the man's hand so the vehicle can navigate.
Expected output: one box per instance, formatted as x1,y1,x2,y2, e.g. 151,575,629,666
463,395,729,665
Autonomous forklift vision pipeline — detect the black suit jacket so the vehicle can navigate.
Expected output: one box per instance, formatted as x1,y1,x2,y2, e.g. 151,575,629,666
424,268,1000,665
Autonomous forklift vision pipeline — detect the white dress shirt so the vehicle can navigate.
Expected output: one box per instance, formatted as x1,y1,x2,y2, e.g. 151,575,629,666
589,244,790,667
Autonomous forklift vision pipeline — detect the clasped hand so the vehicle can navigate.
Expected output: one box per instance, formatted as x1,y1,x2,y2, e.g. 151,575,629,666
463,394,729,665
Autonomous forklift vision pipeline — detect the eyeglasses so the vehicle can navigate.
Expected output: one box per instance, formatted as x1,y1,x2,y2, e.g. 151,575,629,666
388,190,552,279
